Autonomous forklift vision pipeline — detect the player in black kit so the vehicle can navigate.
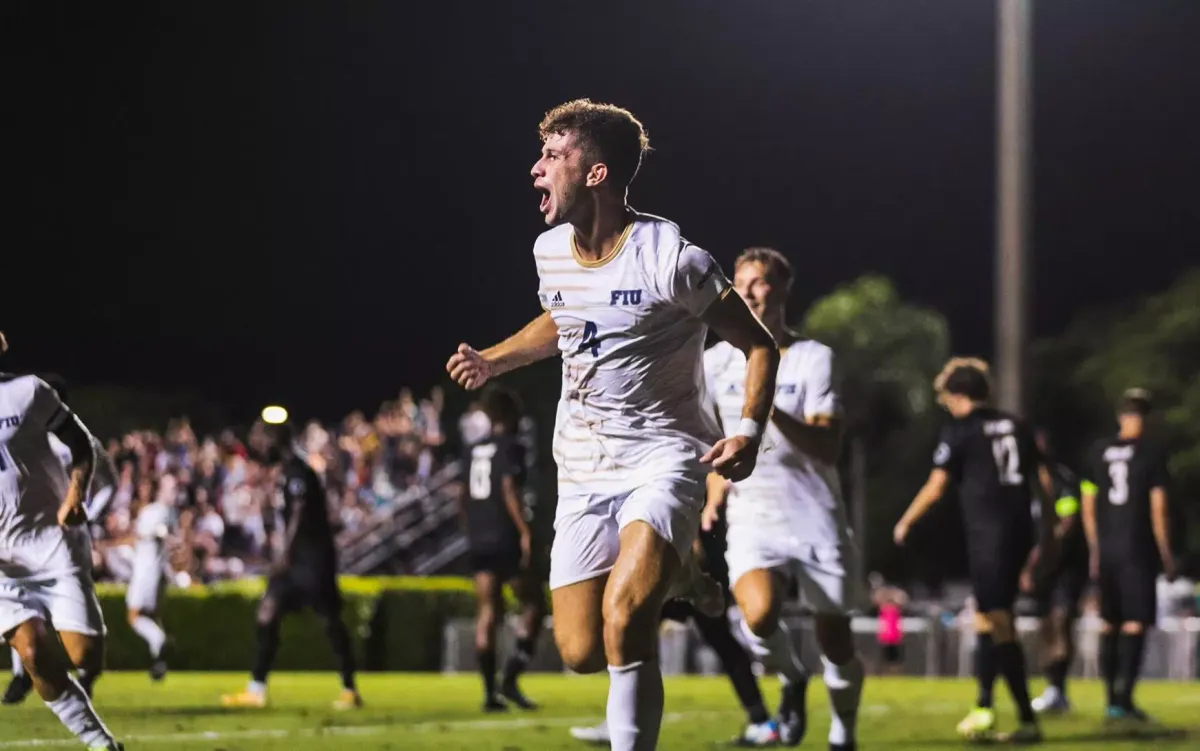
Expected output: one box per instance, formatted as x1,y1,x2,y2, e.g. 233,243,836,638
1029,429,1089,715
461,387,546,712
894,358,1051,744
1081,388,1174,724
221,417,361,710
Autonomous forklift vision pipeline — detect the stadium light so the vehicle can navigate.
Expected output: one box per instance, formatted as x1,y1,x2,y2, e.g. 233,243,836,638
261,405,289,424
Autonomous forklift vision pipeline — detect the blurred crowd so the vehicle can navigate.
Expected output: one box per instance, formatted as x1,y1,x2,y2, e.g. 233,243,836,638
90,387,449,584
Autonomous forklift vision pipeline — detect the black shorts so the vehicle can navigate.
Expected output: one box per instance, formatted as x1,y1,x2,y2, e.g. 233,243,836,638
265,566,341,617
968,547,1025,613
470,549,521,582
1035,559,1089,618
1098,555,1157,626
881,643,902,664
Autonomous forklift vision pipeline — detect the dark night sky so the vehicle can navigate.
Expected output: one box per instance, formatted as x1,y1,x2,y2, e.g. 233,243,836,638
5,1,1199,422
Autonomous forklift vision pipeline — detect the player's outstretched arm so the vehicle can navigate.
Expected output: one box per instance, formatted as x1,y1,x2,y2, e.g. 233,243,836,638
893,469,949,545
700,472,730,531
47,401,96,528
699,291,780,480
446,312,558,390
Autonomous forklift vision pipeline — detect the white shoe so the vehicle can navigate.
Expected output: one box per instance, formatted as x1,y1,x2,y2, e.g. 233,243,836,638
1032,687,1070,715
569,721,610,745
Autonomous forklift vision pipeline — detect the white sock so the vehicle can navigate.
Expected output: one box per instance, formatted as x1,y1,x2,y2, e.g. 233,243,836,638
248,679,267,695
45,674,116,748
132,616,166,659
607,660,664,751
739,618,808,684
11,648,24,678
823,655,864,746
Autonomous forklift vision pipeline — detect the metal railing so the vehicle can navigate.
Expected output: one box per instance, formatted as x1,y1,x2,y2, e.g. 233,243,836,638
440,610,1200,681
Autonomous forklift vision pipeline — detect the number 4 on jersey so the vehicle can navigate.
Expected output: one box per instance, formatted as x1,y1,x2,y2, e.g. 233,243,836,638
579,320,601,357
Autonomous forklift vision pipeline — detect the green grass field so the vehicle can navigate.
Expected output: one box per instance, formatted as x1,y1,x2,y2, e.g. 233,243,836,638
1,673,1197,749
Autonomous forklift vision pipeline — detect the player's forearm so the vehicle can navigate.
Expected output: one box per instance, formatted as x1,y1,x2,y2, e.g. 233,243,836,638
504,494,532,540
61,462,93,514
704,472,730,509
739,343,780,426
482,312,559,376
900,484,941,527
1081,493,1098,552
770,410,841,465
1150,490,1172,564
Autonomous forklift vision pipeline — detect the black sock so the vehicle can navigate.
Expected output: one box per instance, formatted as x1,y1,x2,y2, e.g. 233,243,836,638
502,637,536,689
251,619,282,685
975,634,996,709
1116,632,1146,710
76,669,97,698
1099,631,1119,708
693,610,769,724
478,648,497,700
996,641,1035,723
323,616,357,691
1045,659,1067,693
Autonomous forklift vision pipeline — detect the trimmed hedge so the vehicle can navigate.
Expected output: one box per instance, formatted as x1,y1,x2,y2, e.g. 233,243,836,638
3,577,504,672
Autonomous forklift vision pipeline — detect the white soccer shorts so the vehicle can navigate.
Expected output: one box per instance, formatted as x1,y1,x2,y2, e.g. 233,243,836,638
0,530,107,640
549,472,705,591
125,563,167,613
725,525,863,615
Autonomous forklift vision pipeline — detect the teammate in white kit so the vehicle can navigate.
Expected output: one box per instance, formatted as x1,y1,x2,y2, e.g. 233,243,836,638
702,248,865,750
125,472,177,681
447,100,780,751
0,336,123,750
3,374,113,708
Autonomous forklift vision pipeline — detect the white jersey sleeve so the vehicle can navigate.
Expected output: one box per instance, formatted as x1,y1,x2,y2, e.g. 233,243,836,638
27,377,73,435
801,344,841,420
670,243,731,318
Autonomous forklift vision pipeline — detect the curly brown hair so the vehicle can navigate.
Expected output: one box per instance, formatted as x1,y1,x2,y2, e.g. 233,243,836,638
538,99,651,188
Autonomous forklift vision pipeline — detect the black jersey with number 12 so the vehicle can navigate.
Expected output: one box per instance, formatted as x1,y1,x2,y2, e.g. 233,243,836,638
933,406,1038,547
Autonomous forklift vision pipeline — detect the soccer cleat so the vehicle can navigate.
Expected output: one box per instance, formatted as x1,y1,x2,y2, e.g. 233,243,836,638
1031,687,1070,715
1000,721,1043,744
500,681,537,710
332,689,363,710
149,659,168,682
776,679,808,746
568,721,610,745
830,744,857,751
729,720,781,746
220,689,267,708
1,673,31,705
482,695,508,713
956,707,997,741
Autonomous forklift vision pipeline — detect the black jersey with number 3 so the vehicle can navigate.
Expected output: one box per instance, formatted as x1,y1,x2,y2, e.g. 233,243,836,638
1085,437,1169,562
933,406,1039,547
465,435,525,554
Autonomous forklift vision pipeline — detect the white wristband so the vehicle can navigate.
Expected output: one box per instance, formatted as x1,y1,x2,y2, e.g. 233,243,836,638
736,418,763,441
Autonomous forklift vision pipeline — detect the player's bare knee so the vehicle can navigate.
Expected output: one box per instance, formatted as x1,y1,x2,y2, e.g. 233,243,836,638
554,630,605,673
1120,621,1143,635
733,578,779,637
815,613,855,664
127,610,140,627
601,594,657,666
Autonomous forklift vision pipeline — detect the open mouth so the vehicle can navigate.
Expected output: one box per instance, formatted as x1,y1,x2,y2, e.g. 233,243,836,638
538,187,551,214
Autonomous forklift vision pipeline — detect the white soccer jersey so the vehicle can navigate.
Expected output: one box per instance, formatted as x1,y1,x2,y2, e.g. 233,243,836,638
0,375,76,546
705,338,850,545
132,502,173,574
534,212,730,494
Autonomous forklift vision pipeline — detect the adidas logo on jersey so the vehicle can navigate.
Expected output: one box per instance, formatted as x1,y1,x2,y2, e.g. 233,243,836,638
550,291,565,308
